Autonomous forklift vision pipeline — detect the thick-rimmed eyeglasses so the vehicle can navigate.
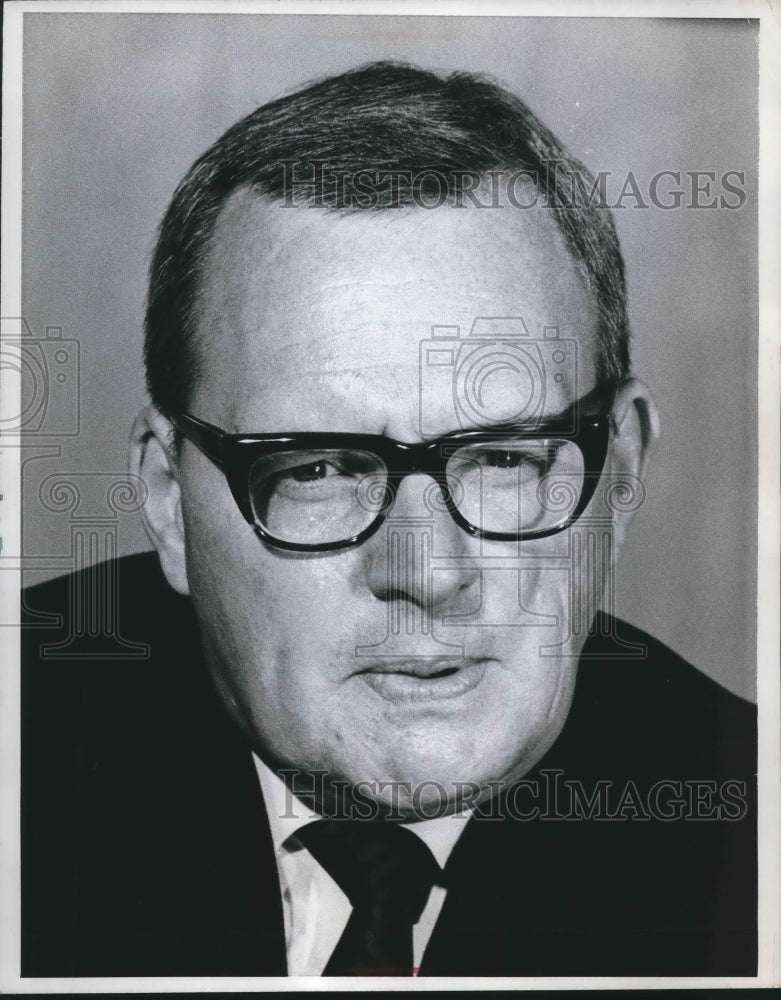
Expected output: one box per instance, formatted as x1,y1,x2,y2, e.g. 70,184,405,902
171,391,614,552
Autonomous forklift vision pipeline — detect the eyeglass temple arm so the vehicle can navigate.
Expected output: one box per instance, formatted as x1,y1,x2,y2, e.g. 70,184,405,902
170,413,225,468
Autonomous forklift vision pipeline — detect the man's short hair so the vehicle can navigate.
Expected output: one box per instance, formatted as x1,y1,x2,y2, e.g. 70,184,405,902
144,61,631,421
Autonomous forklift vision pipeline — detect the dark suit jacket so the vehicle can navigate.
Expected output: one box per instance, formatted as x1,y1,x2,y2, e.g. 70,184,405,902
21,553,756,977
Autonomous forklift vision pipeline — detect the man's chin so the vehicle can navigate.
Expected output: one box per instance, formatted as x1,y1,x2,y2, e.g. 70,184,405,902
276,754,534,822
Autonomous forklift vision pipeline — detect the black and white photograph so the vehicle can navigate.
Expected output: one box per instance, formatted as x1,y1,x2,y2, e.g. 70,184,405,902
1,1,778,989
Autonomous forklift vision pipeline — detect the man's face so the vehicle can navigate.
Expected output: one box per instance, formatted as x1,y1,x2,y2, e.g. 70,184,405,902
176,190,606,815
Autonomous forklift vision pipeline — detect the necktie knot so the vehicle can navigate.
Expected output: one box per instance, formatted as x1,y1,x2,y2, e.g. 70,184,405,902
295,819,443,974
297,819,441,922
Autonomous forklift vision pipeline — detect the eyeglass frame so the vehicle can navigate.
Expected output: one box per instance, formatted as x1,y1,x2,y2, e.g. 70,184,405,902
169,386,617,553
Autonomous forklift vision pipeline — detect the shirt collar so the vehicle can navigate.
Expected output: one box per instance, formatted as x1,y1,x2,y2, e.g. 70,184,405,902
253,754,471,870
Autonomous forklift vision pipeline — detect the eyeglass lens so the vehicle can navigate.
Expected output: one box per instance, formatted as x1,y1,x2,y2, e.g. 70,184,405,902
247,438,585,545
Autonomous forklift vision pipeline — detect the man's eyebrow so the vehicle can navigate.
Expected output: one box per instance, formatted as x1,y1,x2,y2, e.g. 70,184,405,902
432,384,608,440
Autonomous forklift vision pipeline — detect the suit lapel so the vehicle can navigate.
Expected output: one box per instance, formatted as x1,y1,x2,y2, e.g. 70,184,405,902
69,645,289,975
154,664,289,975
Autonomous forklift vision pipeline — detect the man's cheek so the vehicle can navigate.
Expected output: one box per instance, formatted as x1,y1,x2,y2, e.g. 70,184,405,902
180,480,255,583
481,563,572,656
517,527,613,640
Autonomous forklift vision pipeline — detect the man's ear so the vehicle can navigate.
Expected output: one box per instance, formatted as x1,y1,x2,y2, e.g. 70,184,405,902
129,405,190,595
604,378,661,552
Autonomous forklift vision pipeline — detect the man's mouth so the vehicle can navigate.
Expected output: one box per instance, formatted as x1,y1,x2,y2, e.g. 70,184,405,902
356,657,490,703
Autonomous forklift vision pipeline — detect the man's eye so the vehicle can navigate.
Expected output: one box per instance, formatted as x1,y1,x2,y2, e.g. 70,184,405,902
483,446,557,473
485,451,524,470
283,452,377,483
289,460,339,483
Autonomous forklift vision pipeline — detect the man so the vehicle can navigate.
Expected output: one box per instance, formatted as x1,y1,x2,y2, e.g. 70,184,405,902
22,62,756,977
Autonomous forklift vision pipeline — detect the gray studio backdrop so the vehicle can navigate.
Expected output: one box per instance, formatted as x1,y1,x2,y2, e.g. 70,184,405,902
21,14,758,699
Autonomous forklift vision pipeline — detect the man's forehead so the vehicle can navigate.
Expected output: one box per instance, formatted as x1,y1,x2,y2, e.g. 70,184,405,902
203,184,593,304
192,188,599,430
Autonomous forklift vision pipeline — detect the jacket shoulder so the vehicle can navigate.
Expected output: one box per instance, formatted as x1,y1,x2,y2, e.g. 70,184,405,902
22,550,188,632
21,554,274,976
561,612,756,777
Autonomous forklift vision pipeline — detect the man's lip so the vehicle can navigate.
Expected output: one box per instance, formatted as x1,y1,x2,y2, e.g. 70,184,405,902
355,658,491,703
356,657,485,679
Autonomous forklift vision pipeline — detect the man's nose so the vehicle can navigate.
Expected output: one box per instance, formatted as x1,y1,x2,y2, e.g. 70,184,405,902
361,473,480,610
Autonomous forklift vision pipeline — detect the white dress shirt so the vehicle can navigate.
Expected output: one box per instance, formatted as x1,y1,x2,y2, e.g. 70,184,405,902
253,755,471,976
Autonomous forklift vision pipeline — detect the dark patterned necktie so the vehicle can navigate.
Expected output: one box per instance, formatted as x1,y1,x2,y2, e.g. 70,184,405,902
295,819,443,976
